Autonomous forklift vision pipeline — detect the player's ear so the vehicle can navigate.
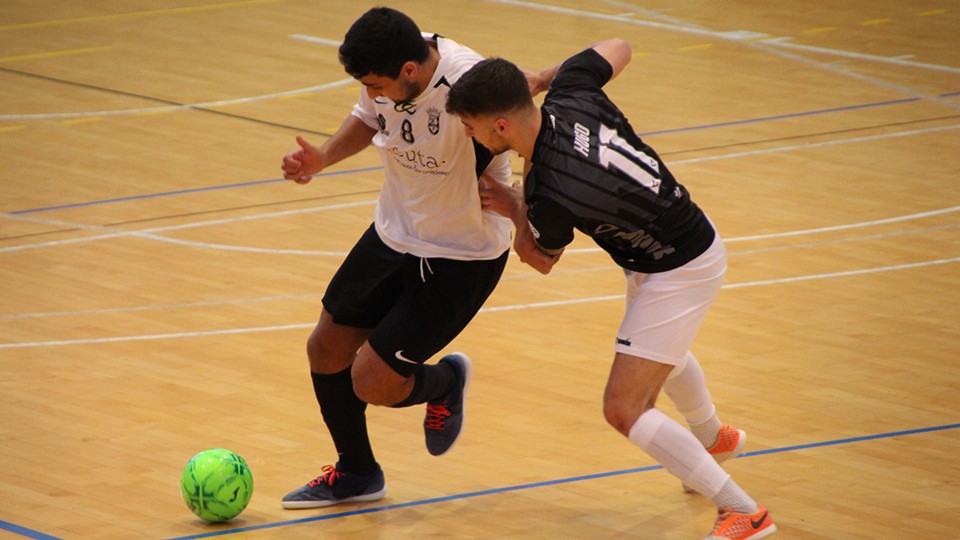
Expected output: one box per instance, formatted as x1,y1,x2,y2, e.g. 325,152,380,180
400,61,418,80
495,117,509,134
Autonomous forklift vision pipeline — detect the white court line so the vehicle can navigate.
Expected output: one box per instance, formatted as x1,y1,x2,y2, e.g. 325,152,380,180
0,200,376,254
0,293,322,320
290,34,342,47
760,37,960,74
488,0,960,109
669,124,960,166
482,0,766,40
722,256,960,289
562,209,960,255
3,123,957,255
745,40,960,111
724,205,960,243
0,77,355,121
2,255,956,349
5,221,957,321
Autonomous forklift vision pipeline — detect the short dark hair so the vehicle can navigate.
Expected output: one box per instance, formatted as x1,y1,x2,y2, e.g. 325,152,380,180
339,7,430,79
446,58,533,117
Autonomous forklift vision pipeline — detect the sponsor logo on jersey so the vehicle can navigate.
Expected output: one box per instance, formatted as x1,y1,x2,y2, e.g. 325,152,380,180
594,224,676,260
387,146,448,175
394,101,418,115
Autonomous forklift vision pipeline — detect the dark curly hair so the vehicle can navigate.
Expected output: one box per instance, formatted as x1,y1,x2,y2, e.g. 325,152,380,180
339,7,430,79
446,57,533,117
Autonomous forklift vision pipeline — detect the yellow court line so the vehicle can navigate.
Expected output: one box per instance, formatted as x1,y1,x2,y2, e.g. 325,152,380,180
802,27,836,35
679,43,714,52
0,125,28,133
0,46,111,64
861,18,892,26
0,0,285,31
918,9,947,16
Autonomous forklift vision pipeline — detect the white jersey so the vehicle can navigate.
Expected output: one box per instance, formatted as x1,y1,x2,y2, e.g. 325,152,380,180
351,34,512,260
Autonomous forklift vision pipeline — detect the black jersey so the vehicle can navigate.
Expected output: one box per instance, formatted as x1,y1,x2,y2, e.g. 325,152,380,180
526,48,715,273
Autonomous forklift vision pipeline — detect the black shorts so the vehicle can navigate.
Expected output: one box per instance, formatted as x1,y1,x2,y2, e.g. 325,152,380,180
322,223,509,376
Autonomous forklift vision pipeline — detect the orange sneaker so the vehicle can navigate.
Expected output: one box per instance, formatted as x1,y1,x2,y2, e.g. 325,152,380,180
705,503,777,539
684,425,747,493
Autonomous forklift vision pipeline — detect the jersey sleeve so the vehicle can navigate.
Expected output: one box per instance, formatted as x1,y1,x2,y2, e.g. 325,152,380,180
473,139,494,179
546,48,614,96
350,89,379,130
527,197,576,251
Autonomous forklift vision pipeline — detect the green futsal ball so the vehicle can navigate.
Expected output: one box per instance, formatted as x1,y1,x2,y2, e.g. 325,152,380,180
180,448,253,522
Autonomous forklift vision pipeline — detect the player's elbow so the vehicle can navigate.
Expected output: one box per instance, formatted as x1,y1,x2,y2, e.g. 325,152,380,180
593,38,633,78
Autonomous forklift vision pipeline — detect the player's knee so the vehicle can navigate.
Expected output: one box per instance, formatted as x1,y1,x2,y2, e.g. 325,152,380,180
351,358,406,406
305,331,326,369
351,377,381,405
602,400,630,435
305,329,348,373
603,396,655,436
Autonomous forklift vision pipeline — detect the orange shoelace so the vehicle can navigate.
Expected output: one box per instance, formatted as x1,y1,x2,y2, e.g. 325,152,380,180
424,401,452,430
307,465,342,487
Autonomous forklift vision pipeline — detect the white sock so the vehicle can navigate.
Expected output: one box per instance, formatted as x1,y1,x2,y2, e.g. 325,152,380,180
713,478,758,514
663,352,722,447
627,409,729,498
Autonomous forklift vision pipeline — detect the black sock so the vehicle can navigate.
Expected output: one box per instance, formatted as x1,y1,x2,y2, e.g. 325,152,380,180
311,368,377,476
391,361,457,408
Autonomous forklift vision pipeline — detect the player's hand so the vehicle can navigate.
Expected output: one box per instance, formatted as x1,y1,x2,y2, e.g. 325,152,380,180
281,135,325,184
521,67,548,97
478,174,523,220
514,222,562,274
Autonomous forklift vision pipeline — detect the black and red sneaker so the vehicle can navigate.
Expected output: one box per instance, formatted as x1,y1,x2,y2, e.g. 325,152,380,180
424,353,472,456
281,463,386,509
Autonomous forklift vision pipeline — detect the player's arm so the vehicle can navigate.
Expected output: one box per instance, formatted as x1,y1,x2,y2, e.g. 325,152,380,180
590,38,631,80
523,38,632,95
521,64,560,97
281,115,376,184
478,173,563,274
514,216,563,274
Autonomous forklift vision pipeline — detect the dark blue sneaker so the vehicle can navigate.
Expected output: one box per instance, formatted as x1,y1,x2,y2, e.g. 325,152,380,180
424,353,472,456
281,463,386,509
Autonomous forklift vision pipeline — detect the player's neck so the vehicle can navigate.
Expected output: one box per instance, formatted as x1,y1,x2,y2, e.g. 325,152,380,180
515,107,542,160
417,45,441,90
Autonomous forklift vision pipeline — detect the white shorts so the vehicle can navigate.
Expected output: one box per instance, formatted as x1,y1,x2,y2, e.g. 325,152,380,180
615,235,727,366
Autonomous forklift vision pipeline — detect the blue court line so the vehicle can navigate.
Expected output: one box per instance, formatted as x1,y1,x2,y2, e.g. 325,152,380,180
7,167,385,216
641,97,920,136
165,422,959,540
0,521,61,540
0,422,955,540
7,91,958,216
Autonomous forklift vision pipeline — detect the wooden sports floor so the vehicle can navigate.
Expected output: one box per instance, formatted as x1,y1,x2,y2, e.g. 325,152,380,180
2,1,958,538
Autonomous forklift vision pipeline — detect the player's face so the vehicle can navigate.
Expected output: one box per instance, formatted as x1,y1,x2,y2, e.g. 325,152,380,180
359,73,421,105
460,114,510,155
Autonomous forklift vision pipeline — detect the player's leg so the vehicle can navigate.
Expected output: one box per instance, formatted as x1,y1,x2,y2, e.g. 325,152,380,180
605,353,738,500
604,354,774,538
367,250,509,456
614,238,776,538
282,224,403,509
663,352,746,493
306,310,377,473
663,352,721,447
